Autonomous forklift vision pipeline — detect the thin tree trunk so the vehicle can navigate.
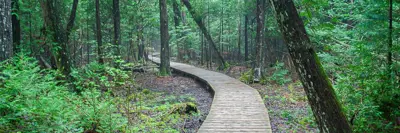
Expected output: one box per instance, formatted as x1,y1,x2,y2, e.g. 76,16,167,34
388,0,393,68
182,0,226,68
172,0,182,61
237,15,242,60
66,0,79,42
244,15,249,61
113,0,121,58
0,0,13,61
159,0,170,76
269,0,352,132
11,0,20,54
254,0,265,81
95,0,104,64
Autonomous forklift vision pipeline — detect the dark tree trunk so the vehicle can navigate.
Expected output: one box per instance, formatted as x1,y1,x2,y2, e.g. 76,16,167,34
66,0,78,42
95,0,104,64
269,0,352,132
254,0,265,81
159,0,170,76
86,3,90,64
388,0,393,68
11,0,20,54
0,0,13,61
244,15,249,61
113,0,121,57
182,0,226,69
172,0,182,61
40,0,72,79
237,16,241,60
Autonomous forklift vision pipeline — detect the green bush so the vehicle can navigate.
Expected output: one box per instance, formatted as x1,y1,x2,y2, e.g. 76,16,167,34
266,62,291,85
0,55,126,132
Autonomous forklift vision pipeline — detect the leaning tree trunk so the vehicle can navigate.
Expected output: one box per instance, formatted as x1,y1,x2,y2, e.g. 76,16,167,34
182,0,226,69
11,0,20,54
269,0,352,132
0,0,13,62
159,0,170,76
95,0,104,64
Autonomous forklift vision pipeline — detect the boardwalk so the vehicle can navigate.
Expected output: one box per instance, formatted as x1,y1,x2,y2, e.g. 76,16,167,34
149,55,272,133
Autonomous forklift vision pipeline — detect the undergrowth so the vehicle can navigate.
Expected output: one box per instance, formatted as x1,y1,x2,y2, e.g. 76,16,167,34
0,55,200,132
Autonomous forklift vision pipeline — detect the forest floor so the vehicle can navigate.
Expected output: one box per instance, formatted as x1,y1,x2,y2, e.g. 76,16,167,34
134,64,213,133
179,60,318,132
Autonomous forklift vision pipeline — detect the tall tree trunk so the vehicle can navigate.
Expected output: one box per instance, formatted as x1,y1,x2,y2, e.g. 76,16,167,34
182,0,226,69
95,0,104,64
388,0,393,68
269,0,352,132
172,0,182,61
87,2,90,64
244,15,249,61
11,0,20,54
237,16,242,60
40,0,72,79
66,0,79,42
113,0,121,58
159,0,170,76
0,0,13,61
254,0,265,81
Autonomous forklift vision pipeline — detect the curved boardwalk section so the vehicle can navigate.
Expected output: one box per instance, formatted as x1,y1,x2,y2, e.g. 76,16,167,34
149,56,272,133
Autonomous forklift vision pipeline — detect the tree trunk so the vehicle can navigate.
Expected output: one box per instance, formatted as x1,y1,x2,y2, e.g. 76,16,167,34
182,0,226,69
66,0,78,42
159,0,170,76
388,0,393,68
244,15,249,61
95,0,104,64
11,0,20,54
237,15,242,60
113,0,121,58
172,0,182,61
254,0,265,81
0,0,13,61
40,0,72,79
269,0,352,132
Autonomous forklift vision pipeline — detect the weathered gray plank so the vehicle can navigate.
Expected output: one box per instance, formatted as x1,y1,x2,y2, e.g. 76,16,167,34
149,55,272,133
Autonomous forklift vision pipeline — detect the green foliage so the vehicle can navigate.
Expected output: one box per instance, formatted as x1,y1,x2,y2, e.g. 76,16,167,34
239,69,254,84
72,61,133,93
121,89,199,133
263,62,292,85
0,55,126,132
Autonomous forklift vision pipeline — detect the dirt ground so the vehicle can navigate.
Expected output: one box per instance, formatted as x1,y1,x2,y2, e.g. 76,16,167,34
135,69,213,133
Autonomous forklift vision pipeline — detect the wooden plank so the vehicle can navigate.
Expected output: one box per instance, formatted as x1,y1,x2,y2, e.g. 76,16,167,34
149,55,272,133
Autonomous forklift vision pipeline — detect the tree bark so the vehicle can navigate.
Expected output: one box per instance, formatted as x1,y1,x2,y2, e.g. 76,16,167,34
388,0,393,68
237,16,242,60
182,0,226,68
0,0,13,62
159,0,170,76
95,0,104,64
11,0,20,54
40,0,72,79
244,15,249,61
269,0,352,132
113,0,121,57
172,0,182,61
66,0,79,42
254,0,265,81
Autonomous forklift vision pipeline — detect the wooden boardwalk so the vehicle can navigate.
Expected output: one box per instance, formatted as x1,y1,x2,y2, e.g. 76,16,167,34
149,55,272,133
